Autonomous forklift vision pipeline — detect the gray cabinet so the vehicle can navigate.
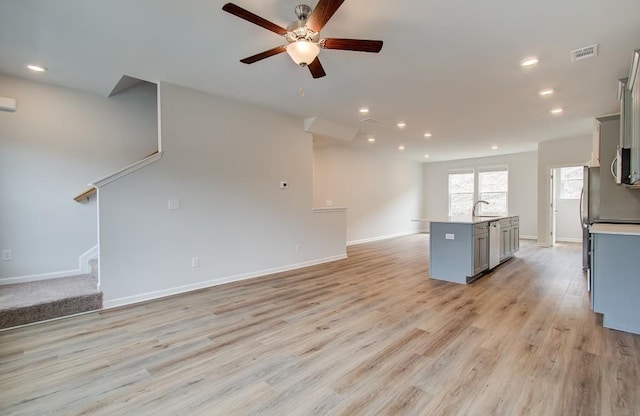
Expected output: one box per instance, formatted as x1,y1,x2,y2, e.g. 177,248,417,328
473,223,489,276
510,218,520,253
499,227,510,261
590,228,640,334
499,217,519,262
629,50,640,184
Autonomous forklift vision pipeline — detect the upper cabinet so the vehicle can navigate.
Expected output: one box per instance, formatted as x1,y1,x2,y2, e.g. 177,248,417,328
627,49,640,185
618,79,632,149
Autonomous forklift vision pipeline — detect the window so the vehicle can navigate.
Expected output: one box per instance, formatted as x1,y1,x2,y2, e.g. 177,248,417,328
478,168,508,215
559,166,583,199
448,170,474,216
448,166,509,216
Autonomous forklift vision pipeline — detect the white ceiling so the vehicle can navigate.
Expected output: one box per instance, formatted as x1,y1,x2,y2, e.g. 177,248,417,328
1,0,639,162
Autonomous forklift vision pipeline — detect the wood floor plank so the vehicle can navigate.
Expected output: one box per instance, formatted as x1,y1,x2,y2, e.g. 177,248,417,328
1,237,639,415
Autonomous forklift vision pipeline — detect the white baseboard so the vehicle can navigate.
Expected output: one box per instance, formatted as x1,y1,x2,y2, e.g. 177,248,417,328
103,254,347,309
520,235,537,240
0,269,86,285
347,231,418,246
555,238,582,243
0,245,98,285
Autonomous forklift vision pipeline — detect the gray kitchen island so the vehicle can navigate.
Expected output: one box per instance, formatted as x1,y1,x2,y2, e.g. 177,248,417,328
429,216,519,284
589,223,640,335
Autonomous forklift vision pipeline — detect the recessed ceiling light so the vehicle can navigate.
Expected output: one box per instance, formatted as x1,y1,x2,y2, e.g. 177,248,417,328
424,132,432,138
491,145,499,150
550,108,564,115
538,88,554,96
359,107,370,114
424,154,430,158
26,64,47,72
367,137,375,143
397,122,406,128
398,145,405,150
520,57,539,67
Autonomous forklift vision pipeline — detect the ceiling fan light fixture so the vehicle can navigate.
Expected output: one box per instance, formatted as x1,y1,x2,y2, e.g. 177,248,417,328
286,39,320,67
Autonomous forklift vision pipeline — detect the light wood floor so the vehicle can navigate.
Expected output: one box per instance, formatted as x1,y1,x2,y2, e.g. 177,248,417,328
1,235,639,415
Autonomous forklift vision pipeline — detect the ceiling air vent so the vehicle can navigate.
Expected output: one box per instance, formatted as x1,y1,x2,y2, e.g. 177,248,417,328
571,44,598,62
360,117,380,124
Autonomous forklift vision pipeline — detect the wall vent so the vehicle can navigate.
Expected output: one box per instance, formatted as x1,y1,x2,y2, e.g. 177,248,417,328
360,117,380,124
571,44,598,62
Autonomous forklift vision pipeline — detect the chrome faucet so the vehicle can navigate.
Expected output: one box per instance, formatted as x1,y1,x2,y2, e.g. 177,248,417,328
472,200,489,216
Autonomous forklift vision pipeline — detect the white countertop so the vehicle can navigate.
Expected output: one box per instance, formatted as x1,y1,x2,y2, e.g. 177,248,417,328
423,215,515,225
590,223,640,236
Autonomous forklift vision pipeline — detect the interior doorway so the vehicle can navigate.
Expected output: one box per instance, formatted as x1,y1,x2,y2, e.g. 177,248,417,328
550,166,584,245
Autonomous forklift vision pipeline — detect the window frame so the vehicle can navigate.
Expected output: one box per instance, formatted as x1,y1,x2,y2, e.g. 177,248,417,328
477,165,509,216
447,165,509,217
447,168,475,217
558,166,583,200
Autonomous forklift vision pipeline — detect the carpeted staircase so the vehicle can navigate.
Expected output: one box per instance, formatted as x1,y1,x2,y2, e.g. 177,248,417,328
0,275,103,330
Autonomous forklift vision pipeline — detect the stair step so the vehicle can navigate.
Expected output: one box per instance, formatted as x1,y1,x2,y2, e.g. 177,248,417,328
0,275,103,330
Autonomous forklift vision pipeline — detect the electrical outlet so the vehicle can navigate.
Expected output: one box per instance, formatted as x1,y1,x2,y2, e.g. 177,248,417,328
192,257,200,268
2,249,12,261
326,200,333,206
295,244,301,252
168,199,180,210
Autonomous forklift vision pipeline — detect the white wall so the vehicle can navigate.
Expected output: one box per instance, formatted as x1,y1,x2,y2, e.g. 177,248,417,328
553,168,583,242
422,151,538,238
313,145,423,244
0,74,157,281
537,135,592,246
98,82,346,306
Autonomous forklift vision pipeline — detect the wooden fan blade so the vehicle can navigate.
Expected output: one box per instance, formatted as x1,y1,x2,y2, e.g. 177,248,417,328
308,57,326,79
240,46,286,64
306,0,345,33
222,3,288,36
322,38,383,53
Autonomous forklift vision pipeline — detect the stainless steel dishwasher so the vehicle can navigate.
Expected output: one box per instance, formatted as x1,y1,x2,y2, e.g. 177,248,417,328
489,221,500,269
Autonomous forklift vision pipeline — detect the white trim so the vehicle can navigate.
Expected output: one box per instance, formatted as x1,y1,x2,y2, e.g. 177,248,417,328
347,231,417,246
96,191,101,290
78,245,98,274
448,167,475,174
103,254,347,309
91,151,162,188
157,82,163,152
0,269,84,285
555,237,582,243
0,309,98,332
519,235,537,240
478,164,509,172
0,245,99,285
312,207,347,213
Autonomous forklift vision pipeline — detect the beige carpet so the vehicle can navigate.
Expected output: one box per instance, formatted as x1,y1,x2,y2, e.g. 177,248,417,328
0,275,102,329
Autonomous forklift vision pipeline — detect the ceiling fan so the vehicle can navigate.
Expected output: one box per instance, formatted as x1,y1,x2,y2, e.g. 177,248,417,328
222,1,383,79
